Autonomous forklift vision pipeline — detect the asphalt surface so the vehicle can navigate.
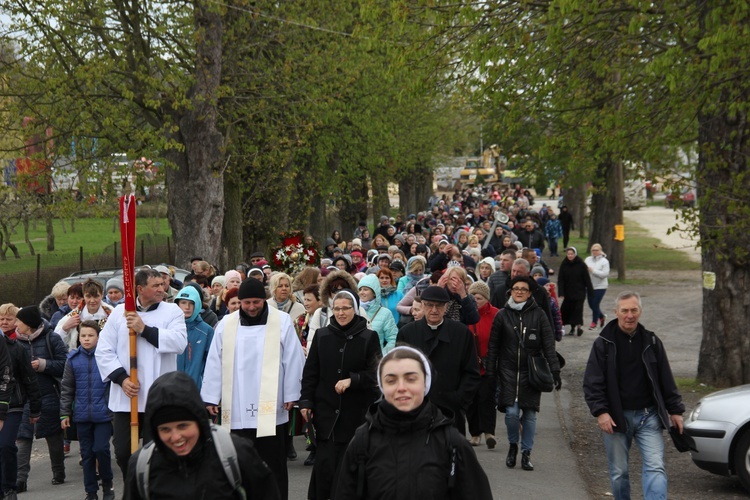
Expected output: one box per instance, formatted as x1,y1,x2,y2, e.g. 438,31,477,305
19,201,703,500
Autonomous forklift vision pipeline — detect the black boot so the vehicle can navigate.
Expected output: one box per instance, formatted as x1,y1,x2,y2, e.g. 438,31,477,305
286,435,297,460
505,444,518,468
521,450,534,471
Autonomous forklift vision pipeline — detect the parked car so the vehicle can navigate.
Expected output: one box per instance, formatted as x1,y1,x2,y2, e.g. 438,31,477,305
61,265,190,288
665,188,696,208
684,384,750,493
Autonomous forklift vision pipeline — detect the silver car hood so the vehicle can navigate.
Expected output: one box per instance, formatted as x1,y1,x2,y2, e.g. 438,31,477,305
696,384,750,423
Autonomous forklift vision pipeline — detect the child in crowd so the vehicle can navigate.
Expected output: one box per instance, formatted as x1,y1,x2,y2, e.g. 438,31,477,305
60,320,114,500
55,279,113,352
174,287,214,391
0,304,33,499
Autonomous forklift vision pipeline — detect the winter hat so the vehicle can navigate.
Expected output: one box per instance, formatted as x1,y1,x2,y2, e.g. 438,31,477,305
531,266,547,278
468,281,491,302
325,238,337,247
377,346,432,396
151,405,199,428
106,277,124,294
420,286,450,303
224,270,242,283
211,276,227,288
238,278,266,300
16,305,43,329
350,249,364,258
351,238,363,248
389,260,405,274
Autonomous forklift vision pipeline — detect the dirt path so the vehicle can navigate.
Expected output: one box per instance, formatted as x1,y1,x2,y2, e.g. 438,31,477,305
553,207,748,497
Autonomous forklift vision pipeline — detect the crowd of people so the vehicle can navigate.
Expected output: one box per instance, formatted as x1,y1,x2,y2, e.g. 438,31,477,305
0,184,688,500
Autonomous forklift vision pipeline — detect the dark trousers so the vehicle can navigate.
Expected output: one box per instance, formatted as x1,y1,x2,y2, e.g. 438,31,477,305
548,237,559,257
308,439,348,500
78,421,114,493
562,228,571,249
17,430,65,482
467,375,498,437
113,412,149,481
0,412,21,493
232,425,288,500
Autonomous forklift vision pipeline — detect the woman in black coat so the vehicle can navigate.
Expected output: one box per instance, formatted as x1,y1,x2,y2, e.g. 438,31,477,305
485,276,561,472
334,346,492,500
300,290,382,500
557,246,594,336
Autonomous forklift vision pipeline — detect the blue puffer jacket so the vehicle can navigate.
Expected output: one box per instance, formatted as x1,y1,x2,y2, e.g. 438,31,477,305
175,286,214,390
60,346,111,423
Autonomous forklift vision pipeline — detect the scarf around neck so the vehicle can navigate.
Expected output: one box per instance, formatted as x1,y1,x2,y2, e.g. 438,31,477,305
507,298,526,311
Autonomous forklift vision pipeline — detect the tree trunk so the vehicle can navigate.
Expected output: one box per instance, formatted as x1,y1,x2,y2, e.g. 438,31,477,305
305,182,330,244
220,173,243,268
399,161,433,216
165,3,224,268
339,177,369,240
45,213,55,251
696,103,750,387
588,157,623,278
22,218,35,256
371,174,390,219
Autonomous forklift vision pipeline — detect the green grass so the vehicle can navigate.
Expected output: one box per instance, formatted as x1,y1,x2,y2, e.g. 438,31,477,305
565,220,700,272
676,377,716,396
0,216,171,275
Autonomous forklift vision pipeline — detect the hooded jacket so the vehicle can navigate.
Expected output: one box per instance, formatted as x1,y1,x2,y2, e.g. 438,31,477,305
334,401,493,500
357,275,398,352
174,286,214,391
584,253,610,290
4,334,40,416
124,371,279,500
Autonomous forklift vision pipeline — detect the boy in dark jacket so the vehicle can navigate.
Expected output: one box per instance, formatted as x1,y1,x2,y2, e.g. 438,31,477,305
60,320,114,500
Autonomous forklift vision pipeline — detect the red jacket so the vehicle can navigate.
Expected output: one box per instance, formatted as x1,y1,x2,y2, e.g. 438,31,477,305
470,301,500,375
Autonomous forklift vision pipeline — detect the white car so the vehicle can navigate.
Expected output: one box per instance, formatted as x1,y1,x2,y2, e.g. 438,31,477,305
684,384,750,492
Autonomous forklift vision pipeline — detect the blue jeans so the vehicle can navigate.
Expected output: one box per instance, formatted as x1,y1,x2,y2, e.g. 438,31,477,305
78,421,114,493
602,407,666,500
0,412,21,493
588,289,607,323
504,402,537,452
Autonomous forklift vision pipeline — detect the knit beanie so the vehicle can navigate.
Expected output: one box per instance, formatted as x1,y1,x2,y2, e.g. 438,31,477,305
106,277,125,294
468,281,491,302
224,270,242,282
151,405,198,428
531,266,547,278
211,276,227,288
238,278,266,300
16,305,43,329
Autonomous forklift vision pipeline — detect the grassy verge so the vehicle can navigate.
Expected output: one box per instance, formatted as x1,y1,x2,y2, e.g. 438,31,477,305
0,216,171,275
565,219,700,272
676,377,716,397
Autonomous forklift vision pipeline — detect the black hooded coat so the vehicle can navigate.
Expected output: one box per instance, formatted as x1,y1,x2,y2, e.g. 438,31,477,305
124,371,279,500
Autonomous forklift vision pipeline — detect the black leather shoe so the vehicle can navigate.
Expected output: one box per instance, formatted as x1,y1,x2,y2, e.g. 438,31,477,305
304,450,316,466
286,439,297,460
506,444,518,468
51,474,65,485
16,481,26,493
521,450,534,471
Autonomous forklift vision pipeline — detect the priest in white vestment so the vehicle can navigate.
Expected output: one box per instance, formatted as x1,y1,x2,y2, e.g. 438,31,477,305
202,277,305,500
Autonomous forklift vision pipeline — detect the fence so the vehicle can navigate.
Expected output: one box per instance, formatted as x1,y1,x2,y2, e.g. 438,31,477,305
0,237,174,306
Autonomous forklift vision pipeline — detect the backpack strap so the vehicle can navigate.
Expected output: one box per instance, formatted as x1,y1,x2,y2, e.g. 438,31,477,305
352,423,370,499
209,424,246,499
135,441,156,500
445,425,459,491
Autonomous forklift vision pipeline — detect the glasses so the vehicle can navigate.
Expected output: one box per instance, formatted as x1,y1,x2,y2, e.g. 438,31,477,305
422,302,446,310
511,287,530,293
333,306,354,313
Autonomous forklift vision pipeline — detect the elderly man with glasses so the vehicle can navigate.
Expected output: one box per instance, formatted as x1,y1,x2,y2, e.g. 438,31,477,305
396,286,480,433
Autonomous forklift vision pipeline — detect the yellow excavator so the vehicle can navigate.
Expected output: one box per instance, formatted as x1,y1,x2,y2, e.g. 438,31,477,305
458,144,506,187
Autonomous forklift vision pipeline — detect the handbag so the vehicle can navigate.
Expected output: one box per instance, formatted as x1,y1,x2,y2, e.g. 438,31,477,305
527,352,554,392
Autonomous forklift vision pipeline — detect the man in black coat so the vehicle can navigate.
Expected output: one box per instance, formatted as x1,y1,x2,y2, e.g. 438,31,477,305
583,291,684,500
516,219,546,252
396,286,480,433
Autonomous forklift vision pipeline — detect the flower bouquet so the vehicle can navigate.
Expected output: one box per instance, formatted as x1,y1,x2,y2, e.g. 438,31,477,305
271,230,320,275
